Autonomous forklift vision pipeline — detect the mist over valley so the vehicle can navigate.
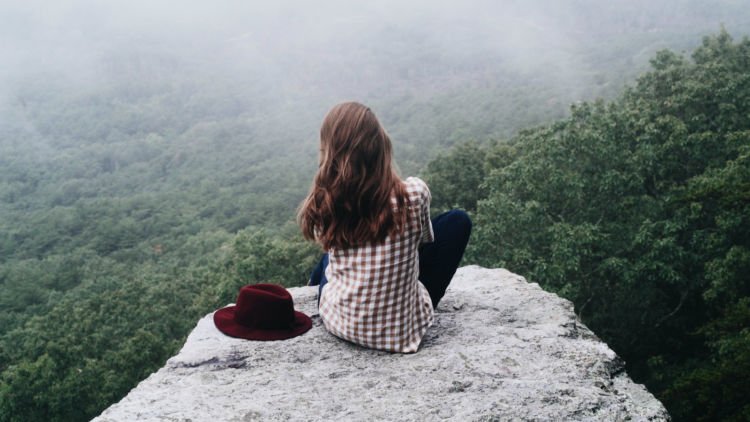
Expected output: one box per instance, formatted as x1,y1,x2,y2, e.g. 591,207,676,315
1,1,749,420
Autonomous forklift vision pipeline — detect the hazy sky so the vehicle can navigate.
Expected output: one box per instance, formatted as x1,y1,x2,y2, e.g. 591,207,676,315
2,0,748,143
5,0,746,93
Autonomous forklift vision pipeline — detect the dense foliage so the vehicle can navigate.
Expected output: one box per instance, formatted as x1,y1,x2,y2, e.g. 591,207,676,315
426,31,750,421
0,48,555,422
1,5,748,418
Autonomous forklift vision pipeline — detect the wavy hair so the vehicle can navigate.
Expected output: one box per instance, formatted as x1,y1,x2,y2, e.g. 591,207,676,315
298,102,408,250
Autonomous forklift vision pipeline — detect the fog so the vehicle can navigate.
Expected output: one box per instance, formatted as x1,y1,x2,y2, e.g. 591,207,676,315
2,0,749,160
4,1,579,91
4,1,746,91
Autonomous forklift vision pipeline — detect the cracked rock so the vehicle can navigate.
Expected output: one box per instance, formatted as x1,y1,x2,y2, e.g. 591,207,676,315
94,266,669,422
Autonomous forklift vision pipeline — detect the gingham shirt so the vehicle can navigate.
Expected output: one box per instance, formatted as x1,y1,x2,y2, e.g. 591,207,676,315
319,177,435,353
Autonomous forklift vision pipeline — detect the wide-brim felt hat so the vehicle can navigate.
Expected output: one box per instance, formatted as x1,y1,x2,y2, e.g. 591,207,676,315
214,283,312,341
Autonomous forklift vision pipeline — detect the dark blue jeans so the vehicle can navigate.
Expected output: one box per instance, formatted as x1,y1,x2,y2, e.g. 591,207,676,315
309,210,472,309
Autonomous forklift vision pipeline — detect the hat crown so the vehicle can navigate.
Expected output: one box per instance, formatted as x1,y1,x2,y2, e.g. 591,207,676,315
234,284,295,329
213,283,312,341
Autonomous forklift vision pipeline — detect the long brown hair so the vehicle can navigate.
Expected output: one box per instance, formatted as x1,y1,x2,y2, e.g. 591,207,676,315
298,102,408,250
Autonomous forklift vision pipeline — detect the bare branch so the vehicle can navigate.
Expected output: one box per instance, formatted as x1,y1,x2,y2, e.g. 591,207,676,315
576,294,594,319
654,290,689,328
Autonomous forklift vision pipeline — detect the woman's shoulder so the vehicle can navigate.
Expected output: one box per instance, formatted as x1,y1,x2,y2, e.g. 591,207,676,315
403,176,431,202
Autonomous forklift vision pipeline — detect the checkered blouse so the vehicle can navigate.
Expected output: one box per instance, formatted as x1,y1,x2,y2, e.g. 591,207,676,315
318,177,435,353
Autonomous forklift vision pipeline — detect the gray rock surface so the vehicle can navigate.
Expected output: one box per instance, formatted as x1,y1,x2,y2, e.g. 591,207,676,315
95,266,669,421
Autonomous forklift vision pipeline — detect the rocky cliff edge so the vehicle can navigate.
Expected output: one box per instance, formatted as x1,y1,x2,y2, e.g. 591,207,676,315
94,266,669,421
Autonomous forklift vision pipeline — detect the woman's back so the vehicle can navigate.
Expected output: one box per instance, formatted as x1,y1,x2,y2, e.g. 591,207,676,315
301,102,471,354
318,177,434,353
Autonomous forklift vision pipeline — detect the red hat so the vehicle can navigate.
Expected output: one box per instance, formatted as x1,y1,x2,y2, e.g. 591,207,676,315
213,284,312,340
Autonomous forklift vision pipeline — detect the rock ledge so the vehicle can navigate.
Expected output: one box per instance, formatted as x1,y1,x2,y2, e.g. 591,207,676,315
95,266,669,421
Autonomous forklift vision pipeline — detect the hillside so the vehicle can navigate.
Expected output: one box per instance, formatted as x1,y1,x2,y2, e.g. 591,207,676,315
1,2,749,420
425,31,750,421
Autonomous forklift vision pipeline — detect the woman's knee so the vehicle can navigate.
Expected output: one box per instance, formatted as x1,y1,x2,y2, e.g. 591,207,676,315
445,209,472,237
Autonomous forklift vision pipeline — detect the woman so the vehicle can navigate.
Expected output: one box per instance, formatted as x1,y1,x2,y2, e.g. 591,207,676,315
298,102,471,353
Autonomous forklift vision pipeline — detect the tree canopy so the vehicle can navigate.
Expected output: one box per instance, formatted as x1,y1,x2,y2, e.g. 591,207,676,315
427,30,750,421
1,20,748,421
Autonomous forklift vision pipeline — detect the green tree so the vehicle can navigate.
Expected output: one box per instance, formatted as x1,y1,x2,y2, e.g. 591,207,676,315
428,30,750,420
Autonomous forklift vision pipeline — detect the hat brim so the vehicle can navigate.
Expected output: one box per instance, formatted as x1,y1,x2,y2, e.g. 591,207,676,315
213,306,313,341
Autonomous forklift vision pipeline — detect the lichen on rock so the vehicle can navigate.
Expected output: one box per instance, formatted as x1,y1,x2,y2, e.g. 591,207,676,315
94,266,669,421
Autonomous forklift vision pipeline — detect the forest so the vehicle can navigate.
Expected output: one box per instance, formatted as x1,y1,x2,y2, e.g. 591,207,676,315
426,31,750,421
1,1,749,421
